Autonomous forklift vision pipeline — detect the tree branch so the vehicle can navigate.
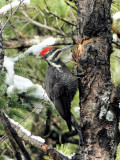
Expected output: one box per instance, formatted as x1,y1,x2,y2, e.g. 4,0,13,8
4,36,76,49
0,114,71,160
7,115,45,148
5,113,32,160
1,111,31,160
47,148,70,160
43,0,76,26
44,10,76,27
64,1,77,11
0,23,30,160
0,110,23,160
21,11,66,36
1,0,25,32
112,41,120,48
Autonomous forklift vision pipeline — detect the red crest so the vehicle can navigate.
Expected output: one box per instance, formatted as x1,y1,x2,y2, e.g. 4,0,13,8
40,46,54,57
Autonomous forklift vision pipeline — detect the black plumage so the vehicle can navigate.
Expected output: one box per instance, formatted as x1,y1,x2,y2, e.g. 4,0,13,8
40,46,83,144
45,60,78,131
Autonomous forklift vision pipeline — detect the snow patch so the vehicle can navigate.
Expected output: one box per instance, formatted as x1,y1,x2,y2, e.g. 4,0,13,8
4,56,54,113
6,115,31,136
27,84,50,101
113,12,120,20
25,37,56,57
56,149,75,159
74,106,80,118
0,0,30,15
4,37,55,113
14,75,34,92
4,56,14,85
6,74,53,108
13,37,56,62
6,75,34,95
7,115,45,145
113,34,118,42
22,0,30,5
31,135,45,144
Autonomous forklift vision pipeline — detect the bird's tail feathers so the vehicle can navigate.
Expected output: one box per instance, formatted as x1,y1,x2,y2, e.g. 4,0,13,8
66,120,72,131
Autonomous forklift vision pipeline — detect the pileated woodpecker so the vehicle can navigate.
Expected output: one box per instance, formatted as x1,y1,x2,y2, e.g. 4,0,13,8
40,45,83,144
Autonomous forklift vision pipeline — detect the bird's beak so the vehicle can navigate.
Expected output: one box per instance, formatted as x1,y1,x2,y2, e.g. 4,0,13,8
60,45,73,52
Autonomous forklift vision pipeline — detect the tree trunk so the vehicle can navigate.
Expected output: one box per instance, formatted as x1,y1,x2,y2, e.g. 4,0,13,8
73,0,120,159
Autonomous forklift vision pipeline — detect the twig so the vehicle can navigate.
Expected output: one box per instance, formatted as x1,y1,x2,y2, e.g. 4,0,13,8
22,12,40,31
4,36,76,49
3,112,31,160
0,98,46,145
0,107,37,145
45,10,76,27
115,55,120,61
21,10,66,36
0,22,30,160
64,1,77,11
0,110,23,160
43,1,76,27
6,114,45,148
47,148,70,160
1,0,25,32
1,113,71,160
112,41,120,48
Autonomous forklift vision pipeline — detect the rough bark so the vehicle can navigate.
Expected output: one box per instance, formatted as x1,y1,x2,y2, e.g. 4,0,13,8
73,0,120,160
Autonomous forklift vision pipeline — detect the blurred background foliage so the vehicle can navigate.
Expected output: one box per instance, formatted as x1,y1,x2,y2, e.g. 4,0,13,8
0,0,120,159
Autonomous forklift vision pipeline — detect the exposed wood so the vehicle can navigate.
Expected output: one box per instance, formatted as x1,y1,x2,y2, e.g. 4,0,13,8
112,25,120,38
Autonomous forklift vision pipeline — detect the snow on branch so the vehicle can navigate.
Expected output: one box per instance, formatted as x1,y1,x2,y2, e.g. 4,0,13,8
56,149,75,159
13,37,56,61
2,34,73,157
3,37,56,113
3,56,54,112
6,115,74,160
0,0,30,15
7,115,45,146
4,56,14,85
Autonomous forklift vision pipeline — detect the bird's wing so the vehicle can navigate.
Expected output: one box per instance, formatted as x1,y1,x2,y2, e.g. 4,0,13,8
50,83,72,131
